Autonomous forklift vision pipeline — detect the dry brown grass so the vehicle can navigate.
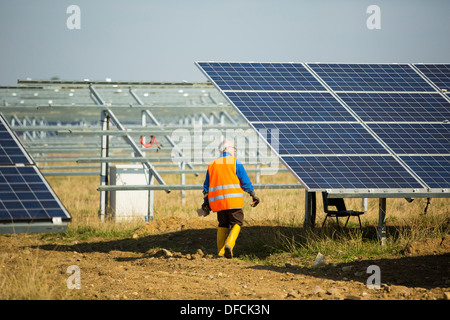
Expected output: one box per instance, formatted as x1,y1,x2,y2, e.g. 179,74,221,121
0,247,69,300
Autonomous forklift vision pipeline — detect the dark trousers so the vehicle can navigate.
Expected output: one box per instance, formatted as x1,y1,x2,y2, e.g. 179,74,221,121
217,208,244,228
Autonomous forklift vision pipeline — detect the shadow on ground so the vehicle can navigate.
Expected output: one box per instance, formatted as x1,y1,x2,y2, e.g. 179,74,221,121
33,224,449,290
248,253,450,290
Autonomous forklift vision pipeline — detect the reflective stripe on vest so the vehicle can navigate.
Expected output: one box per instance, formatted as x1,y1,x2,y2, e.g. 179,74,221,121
208,184,242,193
208,193,244,204
207,156,244,212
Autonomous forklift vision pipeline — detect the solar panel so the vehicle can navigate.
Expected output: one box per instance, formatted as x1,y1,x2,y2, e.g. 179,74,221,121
368,123,450,155
0,114,71,231
400,156,450,189
0,165,71,223
197,62,326,91
252,122,389,155
196,61,449,194
308,63,436,92
414,64,450,92
337,92,450,122
282,155,424,190
0,116,33,165
224,91,355,122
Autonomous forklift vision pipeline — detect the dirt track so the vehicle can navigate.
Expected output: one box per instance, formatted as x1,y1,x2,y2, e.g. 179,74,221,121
1,217,449,301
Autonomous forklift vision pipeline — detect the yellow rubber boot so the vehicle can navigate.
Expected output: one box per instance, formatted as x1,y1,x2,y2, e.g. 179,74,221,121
217,227,228,256
224,224,241,259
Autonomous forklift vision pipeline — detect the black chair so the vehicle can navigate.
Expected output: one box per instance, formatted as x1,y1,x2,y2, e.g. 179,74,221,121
321,192,364,230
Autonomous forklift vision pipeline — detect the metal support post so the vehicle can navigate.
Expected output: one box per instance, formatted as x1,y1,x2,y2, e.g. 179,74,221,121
31,118,36,139
362,198,368,212
378,198,387,246
180,161,186,205
303,191,316,229
147,172,154,221
99,111,110,221
141,110,147,146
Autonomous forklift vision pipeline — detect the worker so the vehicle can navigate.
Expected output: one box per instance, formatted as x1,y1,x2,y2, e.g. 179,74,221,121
202,140,260,258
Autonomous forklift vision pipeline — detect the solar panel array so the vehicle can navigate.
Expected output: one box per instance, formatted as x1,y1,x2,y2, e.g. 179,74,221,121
196,62,450,194
0,114,71,225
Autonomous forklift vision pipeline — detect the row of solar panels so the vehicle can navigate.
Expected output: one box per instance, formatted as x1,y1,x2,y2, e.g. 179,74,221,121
196,62,449,194
197,63,449,92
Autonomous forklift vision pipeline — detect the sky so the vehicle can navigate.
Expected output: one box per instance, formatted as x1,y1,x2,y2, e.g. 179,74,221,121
0,0,449,85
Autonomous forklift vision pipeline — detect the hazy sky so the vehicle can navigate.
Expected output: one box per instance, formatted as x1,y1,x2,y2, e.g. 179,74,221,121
0,0,449,85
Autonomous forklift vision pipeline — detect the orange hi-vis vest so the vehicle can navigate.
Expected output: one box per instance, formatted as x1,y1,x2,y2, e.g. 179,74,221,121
207,155,244,212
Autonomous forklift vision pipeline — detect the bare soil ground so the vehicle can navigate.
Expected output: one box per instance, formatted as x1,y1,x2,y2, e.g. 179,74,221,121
1,217,449,301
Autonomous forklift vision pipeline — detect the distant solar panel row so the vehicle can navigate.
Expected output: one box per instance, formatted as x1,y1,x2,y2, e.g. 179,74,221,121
196,62,450,192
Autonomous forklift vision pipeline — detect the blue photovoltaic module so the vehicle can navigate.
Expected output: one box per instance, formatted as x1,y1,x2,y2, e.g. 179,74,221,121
0,165,71,222
337,92,450,122
0,116,33,165
282,155,424,190
400,156,450,189
368,123,450,155
308,63,436,92
224,91,355,122
197,62,326,91
415,64,450,92
0,114,71,225
252,122,389,156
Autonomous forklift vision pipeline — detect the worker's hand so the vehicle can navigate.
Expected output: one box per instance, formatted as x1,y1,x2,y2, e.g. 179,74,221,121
249,191,260,207
201,196,211,216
